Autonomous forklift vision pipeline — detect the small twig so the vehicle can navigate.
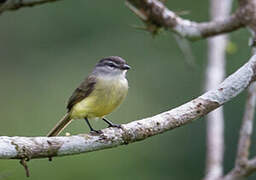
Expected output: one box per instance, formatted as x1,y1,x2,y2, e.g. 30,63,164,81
0,0,61,14
19,159,30,177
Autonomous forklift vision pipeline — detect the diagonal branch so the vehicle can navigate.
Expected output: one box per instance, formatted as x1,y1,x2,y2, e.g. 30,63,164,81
126,0,243,40
0,54,256,160
0,0,62,14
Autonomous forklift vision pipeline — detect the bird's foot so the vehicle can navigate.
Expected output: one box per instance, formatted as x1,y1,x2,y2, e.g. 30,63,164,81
108,123,122,128
102,118,122,128
90,129,103,135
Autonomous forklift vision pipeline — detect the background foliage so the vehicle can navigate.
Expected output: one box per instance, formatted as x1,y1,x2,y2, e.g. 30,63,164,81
0,0,254,179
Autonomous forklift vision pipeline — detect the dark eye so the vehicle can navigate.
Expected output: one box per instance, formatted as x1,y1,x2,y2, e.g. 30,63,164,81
107,62,117,68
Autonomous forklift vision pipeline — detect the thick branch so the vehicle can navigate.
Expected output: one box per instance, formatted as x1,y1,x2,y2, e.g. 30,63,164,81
126,0,243,40
0,0,61,14
0,54,256,159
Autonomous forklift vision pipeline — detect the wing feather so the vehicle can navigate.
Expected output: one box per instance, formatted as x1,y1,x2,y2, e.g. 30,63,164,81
67,76,97,111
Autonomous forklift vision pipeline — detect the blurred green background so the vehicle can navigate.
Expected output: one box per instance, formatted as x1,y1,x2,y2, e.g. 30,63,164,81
0,0,255,179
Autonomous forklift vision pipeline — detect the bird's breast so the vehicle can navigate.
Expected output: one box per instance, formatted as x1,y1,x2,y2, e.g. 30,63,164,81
70,75,128,119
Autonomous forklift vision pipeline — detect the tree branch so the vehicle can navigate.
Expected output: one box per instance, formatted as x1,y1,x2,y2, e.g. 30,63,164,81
219,1,256,179
125,0,243,40
204,0,232,179
0,0,61,14
236,83,256,166
221,83,256,180
0,54,256,160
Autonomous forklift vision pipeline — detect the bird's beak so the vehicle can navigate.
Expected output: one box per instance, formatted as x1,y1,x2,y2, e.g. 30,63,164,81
122,64,131,70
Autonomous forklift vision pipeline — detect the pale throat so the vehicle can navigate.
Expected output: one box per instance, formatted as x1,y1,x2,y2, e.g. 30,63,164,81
99,70,127,81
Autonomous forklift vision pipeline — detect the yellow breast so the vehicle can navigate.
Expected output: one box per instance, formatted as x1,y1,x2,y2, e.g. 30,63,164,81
70,75,128,119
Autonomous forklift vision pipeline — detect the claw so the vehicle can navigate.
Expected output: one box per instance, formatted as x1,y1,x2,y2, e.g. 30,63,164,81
90,130,103,135
108,124,121,128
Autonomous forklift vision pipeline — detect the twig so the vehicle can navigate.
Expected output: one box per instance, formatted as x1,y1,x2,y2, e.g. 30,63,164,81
20,159,30,177
0,0,61,14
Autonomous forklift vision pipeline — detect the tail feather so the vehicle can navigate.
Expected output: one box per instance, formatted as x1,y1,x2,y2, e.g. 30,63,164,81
47,113,72,137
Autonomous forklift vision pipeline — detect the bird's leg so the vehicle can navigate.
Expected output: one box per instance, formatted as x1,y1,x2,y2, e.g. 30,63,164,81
102,118,121,128
84,118,102,134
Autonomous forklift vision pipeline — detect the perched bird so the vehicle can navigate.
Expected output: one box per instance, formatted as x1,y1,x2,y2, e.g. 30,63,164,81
47,56,130,136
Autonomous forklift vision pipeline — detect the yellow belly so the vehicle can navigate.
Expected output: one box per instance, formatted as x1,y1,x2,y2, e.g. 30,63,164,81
70,76,128,119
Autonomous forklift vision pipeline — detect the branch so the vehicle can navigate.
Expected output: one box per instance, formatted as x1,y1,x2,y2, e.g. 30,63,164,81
236,83,256,166
126,0,243,40
236,0,256,38
204,0,232,179
0,54,256,160
0,0,61,14
220,1,256,179
222,83,256,180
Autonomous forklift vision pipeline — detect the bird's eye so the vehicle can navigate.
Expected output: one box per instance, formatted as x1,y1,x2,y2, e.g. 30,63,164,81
107,62,117,68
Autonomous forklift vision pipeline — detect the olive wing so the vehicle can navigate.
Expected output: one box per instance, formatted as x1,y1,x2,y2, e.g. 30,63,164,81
67,76,97,111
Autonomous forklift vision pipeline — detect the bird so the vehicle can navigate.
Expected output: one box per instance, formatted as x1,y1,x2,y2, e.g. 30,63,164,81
47,56,130,137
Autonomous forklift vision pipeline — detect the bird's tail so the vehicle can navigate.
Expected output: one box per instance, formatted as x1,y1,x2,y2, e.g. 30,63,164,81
47,113,72,137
